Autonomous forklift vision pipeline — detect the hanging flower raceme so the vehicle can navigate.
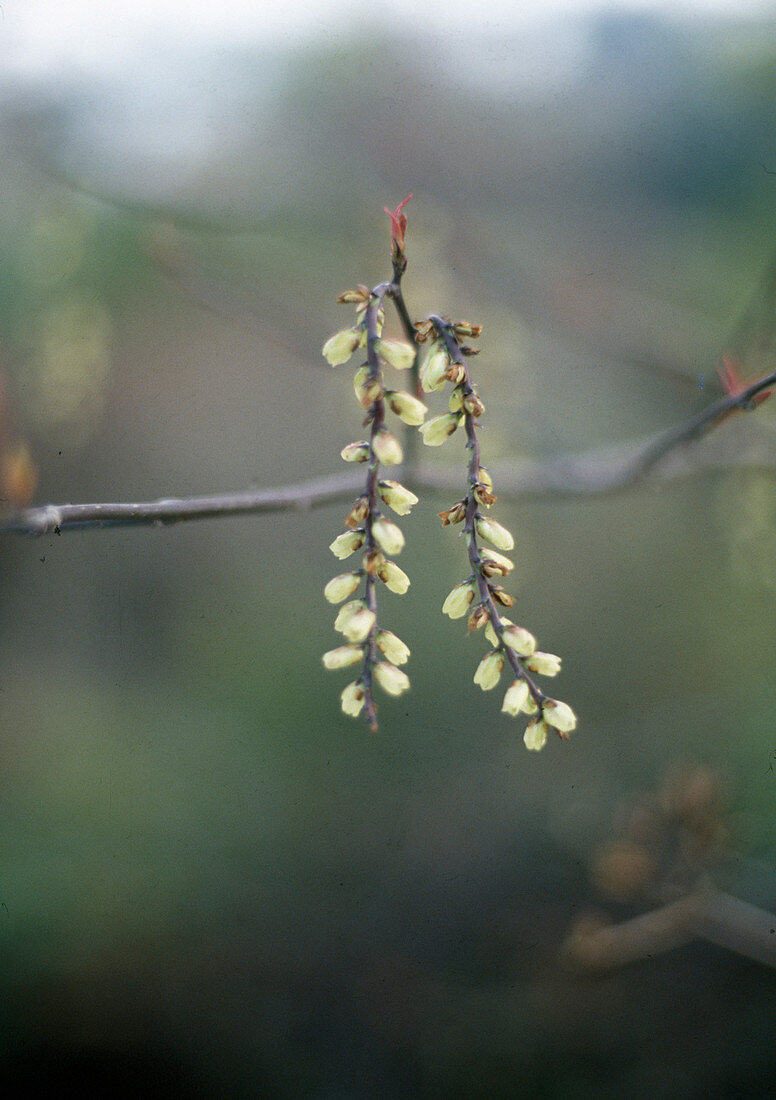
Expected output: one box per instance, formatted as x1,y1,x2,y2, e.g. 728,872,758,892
417,315,575,751
321,264,425,732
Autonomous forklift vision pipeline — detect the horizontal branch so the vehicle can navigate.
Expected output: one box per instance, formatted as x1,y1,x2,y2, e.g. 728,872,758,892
2,371,775,536
0,471,365,536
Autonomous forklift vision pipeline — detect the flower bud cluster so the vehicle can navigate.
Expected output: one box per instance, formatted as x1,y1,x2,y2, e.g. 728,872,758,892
418,316,576,750
321,284,425,732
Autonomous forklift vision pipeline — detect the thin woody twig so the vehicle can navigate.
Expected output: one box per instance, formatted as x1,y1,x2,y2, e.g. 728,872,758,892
3,376,776,536
2,330,776,538
0,471,365,536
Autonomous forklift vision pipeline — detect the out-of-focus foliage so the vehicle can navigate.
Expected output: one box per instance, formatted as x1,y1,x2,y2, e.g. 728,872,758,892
2,10,776,1096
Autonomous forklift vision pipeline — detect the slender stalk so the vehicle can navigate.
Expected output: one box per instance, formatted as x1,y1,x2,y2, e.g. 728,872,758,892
432,316,544,709
360,284,392,732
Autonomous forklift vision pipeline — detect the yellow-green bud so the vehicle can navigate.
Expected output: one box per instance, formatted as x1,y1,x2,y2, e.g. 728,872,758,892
334,601,376,643
502,624,536,656
473,649,505,691
420,345,450,392
353,365,382,407
542,699,577,733
386,390,428,426
522,695,538,715
480,549,514,577
442,579,475,619
324,572,362,604
374,661,411,696
372,428,404,466
523,719,549,752
475,516,514,552
501,679,530,716
323,327,361,365
345,494,370,529
372,516,405,555
340,441,370,463
378,480,419,516
448,386,464,413
334,599,363,632
340,681,365,717
377,560,411,594
343,608,376,643
419,413,458,447
330,530,365,559
376,338,416,370
376,629,410,665
526,652,562,677
485,616,511,647
463,391,485,417
322,645,365,670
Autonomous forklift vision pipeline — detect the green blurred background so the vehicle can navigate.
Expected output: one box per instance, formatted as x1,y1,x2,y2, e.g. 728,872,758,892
2,2,776,1095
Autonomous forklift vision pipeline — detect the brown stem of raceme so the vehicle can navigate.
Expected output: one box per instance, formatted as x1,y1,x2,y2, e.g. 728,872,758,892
360,285,392,733
432,316,545,708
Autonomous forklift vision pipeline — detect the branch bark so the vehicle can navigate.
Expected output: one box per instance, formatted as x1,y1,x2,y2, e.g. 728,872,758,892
2,371,775,536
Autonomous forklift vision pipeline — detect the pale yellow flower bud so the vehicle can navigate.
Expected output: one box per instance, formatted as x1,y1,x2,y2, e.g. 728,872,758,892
523,695,538,715
377,560,411,594
372,428,404,466
340,441,370,463
480,549,514,577
378,480,419,516
502,624,536,657
345,494,370,529
330,530,365,559
526,652,562,677
448,386,464,413
386,390,428,426
334,599,364,632
334,601,376,643
420,345,449,392
523,719,549,752
353,364,368,401
353,365,382,408
542,699,577,734
374,661,411,696
324,572,361,604
478,467,493,492
343,608,376,643
473,649,505,691
322,645,365,670
323,327,361,365
485,616,511,647
340,681,365,717
376,629,410,665
442,579,475,619
372,516,405,555
501,679,530,716
419,413,458,447
475,516,514,552
463,391,485,417
376,338,416,370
